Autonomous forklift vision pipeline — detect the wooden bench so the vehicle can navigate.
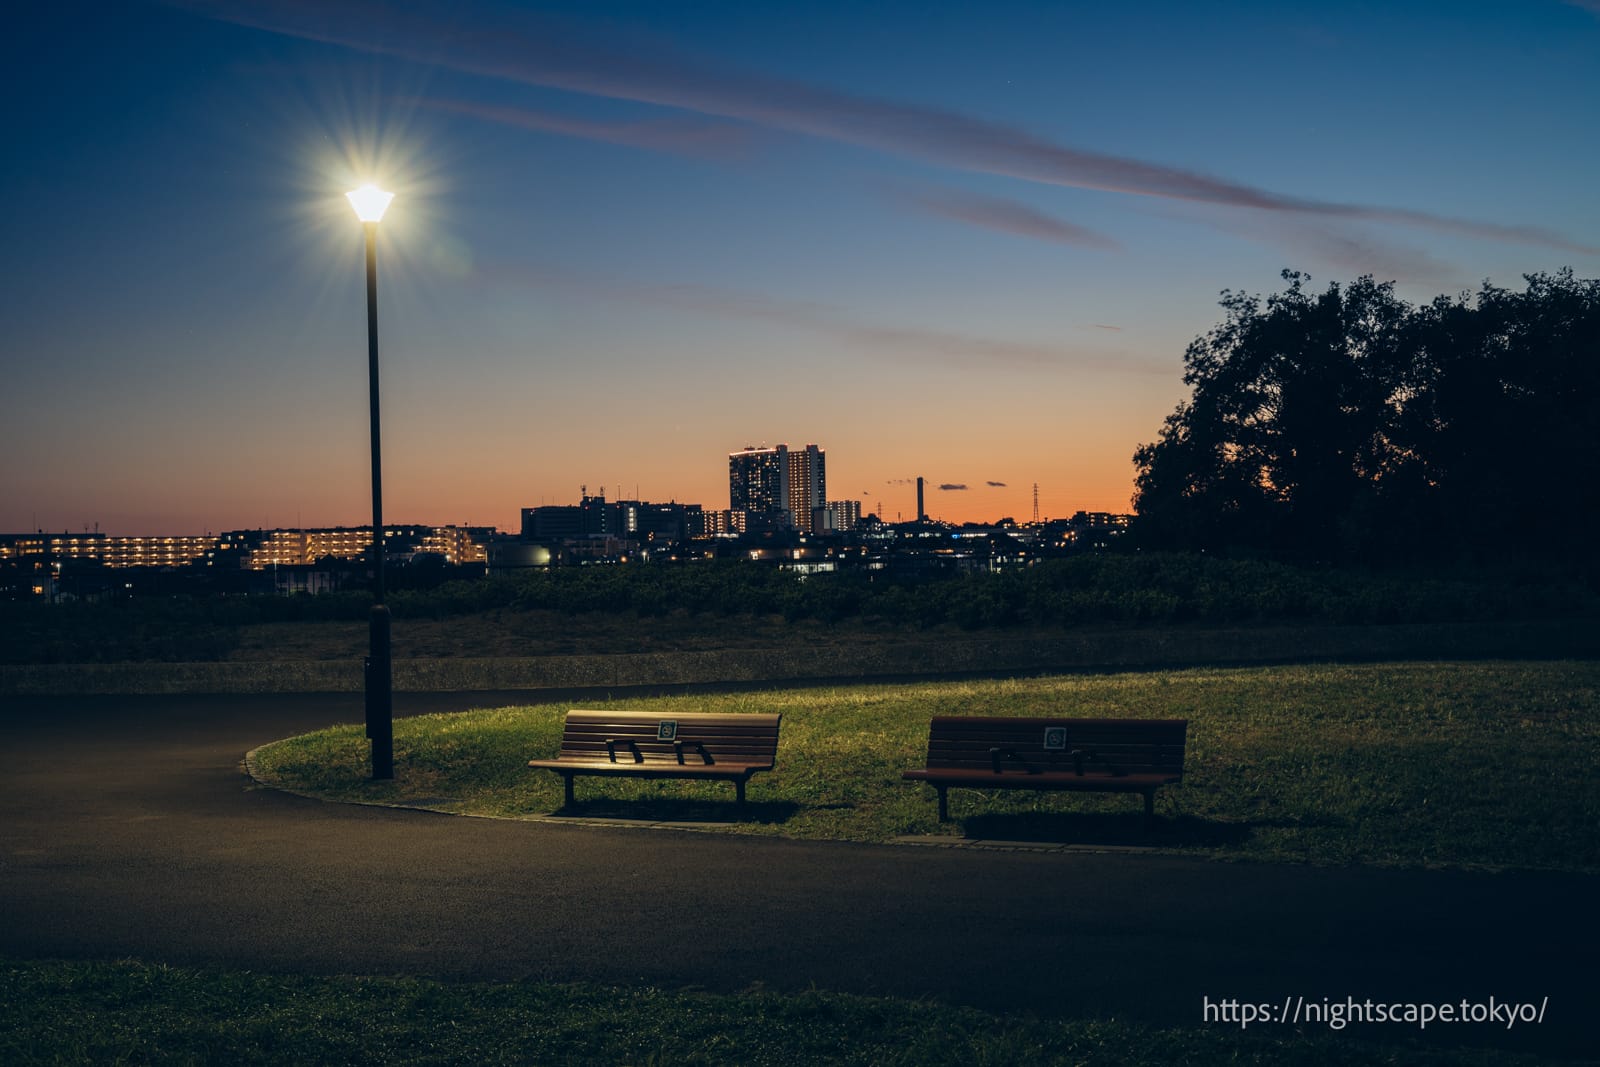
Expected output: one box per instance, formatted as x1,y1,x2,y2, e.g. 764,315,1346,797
903,716,1187,823
527,710,781,813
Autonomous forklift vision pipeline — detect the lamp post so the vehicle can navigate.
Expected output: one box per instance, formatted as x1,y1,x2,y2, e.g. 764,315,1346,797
346,183,395,780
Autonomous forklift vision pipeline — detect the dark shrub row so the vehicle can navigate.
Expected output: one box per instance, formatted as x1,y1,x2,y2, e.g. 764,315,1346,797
6,554,1595,664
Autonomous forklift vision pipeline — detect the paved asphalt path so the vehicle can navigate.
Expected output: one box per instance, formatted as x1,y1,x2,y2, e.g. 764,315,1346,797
2,691,1594,1058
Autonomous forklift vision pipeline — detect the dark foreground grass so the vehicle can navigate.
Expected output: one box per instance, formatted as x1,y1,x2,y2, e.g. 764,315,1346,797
250,661,1600,874
0,957,1544,1067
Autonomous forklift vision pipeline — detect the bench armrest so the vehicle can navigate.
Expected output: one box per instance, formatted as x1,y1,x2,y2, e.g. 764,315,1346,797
673,740,714,766
1068,748,1126,777
604,738,644,764
989,747,1039,775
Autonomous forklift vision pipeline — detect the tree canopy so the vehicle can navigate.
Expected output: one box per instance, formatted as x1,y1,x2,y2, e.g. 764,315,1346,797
1131,269,1600,565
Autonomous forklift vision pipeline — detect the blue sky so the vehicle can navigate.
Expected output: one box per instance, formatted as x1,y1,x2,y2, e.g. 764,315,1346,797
3,0,1596,533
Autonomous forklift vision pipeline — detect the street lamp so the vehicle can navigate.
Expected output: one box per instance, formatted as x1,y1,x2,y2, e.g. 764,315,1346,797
347,183,395,780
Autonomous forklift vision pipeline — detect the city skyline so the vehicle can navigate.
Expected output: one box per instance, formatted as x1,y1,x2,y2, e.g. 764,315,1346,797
4,466,1111,540
4,2,1598,536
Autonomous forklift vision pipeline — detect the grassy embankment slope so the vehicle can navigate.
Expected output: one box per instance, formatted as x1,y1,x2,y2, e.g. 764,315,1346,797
7,557,1599,698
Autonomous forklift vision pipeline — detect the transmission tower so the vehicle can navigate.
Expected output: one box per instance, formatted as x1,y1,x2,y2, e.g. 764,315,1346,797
1032,483,1040,524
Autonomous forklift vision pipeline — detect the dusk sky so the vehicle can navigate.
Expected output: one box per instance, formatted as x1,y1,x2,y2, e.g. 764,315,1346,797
3,1,1597,535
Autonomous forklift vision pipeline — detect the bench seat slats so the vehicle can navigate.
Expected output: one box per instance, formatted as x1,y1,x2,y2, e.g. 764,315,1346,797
925,715,1188,729
555,753,778,766
526,763,771,783
527,759,773,774
923,755,1183,768
904,767,1180,783
903,769,1179,791
559,739,777,752
560,726,780,739
562,711,778,730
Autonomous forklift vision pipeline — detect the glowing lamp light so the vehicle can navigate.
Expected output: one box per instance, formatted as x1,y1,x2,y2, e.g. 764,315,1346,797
346,183,394,223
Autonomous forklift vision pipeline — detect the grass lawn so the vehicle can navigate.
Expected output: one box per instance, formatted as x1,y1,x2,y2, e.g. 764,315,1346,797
250,660,1600,874
0,957,1543,1066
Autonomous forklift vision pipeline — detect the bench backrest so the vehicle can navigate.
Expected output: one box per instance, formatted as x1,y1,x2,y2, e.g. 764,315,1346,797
558,710,782,767
923,716,1187,778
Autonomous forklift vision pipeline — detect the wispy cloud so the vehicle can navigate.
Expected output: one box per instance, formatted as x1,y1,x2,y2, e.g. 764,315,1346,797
1093,323,1122,331
986,480,1007,487
1276,222,1459,288
939,483,968,491
897,186,1119,249
175,0,1597,254
495,264,1162,374
1562,1,1600,15
419,97,756,160
1186,206,1464,289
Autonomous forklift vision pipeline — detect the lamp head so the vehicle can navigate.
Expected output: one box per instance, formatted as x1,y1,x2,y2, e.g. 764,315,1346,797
346,184,394,223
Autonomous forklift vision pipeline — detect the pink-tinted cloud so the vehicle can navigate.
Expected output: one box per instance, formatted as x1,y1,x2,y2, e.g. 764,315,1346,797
420,97,756,160
900,187,1119,249
1185,206,1465,289
634,282,1152,373
493,263,1162,375
1275,222,1460,288
174,0,1597,254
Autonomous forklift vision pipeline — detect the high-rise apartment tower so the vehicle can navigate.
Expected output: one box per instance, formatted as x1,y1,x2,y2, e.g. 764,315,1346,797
728,443,827,531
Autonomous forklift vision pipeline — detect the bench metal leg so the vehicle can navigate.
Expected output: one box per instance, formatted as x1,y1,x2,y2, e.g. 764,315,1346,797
735,779,746,811
936,786,949,823
1142,788,1155,830
563,773,575,808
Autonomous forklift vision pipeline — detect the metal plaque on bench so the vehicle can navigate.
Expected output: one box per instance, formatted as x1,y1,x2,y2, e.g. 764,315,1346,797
1043,726,1068,751
656,720,678,741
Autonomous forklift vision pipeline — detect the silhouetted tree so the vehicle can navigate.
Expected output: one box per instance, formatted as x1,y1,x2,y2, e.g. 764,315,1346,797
1411,270,1600,561
1133,271,1408,559
1132,269,1600,565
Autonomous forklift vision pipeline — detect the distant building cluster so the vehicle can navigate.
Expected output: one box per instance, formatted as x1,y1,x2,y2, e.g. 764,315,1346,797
0,533,221,570
521,494,702,543
5,440,1131,599
504,441,1127,574
0,526,488,571
237,526,489,568
1,526,491,600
